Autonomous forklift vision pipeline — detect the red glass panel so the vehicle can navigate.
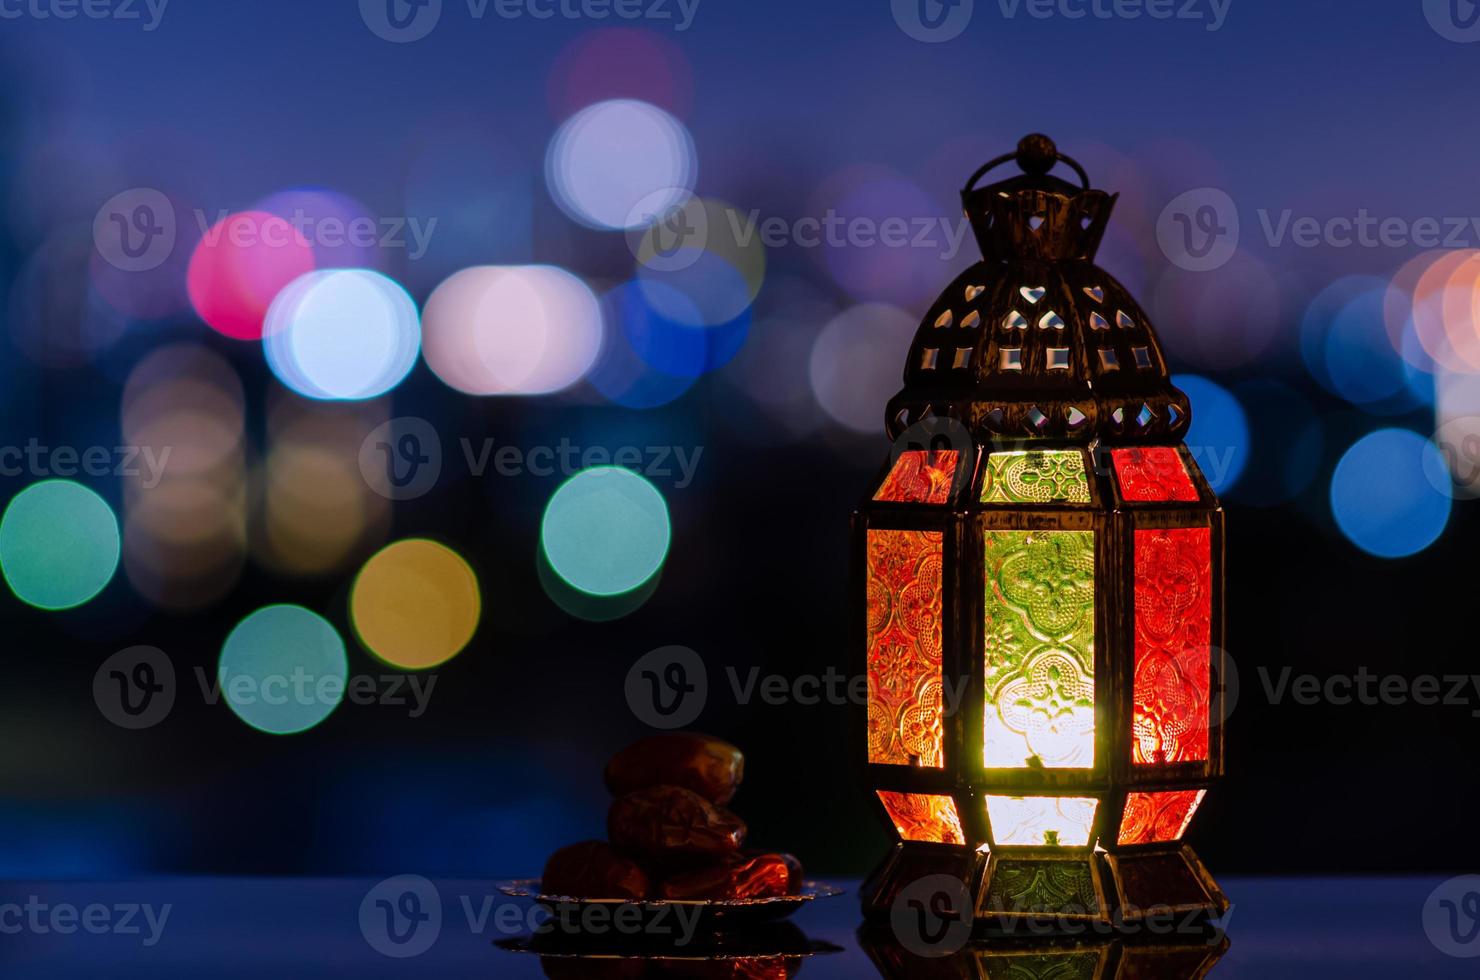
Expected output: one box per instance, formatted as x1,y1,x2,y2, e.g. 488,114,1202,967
874,450,961,504
877,791,965,845
1132,528,1212,766
866,529,945,768
1118,790,1206,845
1112,447,1198,502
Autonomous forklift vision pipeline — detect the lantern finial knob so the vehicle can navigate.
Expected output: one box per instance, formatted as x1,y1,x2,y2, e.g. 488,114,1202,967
1016,133,1058,175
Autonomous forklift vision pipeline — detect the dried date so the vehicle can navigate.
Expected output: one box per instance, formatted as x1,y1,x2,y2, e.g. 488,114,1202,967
542,841,651,901
657,853,792,901
605,734,744,806
607,786,746,861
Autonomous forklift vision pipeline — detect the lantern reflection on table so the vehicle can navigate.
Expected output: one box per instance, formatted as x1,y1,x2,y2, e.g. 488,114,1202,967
856,136,1228,930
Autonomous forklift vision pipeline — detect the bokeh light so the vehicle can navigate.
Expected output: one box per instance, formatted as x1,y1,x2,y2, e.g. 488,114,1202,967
120,344,247,610
1432,365,1480,499
0,480,120,610
541,467,671,597
1406,249,1480,374
255,188,381,270
1330,429,1449,559
536,543,662,622
806,165,953,310
351,539,480,670
624,279,749,378
1384,250,1441,367
218,605,348,735
547,28,694,119
588,282,699,409
1172,374,1249,493
546,99,696,231
422,265,603,396
1325,286,1421,412
11,227,127,368
264,270,421,400
810,303,916,433
187,210,316,340
255,395,390,578
1301,276,1387,394
632,197,766,328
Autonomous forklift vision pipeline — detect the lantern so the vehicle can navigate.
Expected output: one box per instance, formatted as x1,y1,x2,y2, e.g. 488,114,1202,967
856,135,1228,929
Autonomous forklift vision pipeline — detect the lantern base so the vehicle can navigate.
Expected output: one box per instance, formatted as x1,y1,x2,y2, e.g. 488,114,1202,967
862,843,1228,936
860,842,984,921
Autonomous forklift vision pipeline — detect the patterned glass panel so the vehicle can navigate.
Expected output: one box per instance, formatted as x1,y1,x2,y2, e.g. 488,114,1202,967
983,531,1095,769
985,796,1098,847
1133,527,1212,766
981,451,1091,505
1118,789,1207,846
877,791,965,845
986,859,1101,918
1111,447,1199,502
874,450,961,504
867,530,945,768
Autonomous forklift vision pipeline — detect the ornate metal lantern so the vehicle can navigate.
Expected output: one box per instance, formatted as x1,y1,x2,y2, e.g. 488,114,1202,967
856,135,1228,929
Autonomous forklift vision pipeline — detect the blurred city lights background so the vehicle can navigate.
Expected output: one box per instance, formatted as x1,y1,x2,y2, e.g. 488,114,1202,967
0,3,1476,882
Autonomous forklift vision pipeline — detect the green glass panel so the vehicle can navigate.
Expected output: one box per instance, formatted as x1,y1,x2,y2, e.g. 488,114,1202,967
987,858,1100,918
983,530,1095,769
981,451,1091,504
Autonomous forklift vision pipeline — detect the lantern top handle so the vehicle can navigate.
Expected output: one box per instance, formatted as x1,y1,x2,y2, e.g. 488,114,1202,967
962,133,1091,197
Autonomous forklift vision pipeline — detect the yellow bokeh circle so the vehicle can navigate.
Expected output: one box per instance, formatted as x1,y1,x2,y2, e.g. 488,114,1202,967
351,539,481,670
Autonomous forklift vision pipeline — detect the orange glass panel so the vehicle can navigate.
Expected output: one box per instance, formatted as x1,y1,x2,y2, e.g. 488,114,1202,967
874,450,961,504
1132,527,1212,766
1112,447,1198,502
877,791,965,845
866,529,945,768
1118,790,1207,845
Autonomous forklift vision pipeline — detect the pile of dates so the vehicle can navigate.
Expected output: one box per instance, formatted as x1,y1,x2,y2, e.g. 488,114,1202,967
542,733,804,901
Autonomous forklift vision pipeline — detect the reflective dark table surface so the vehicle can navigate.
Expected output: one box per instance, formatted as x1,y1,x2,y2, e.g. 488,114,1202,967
1,876,1475,977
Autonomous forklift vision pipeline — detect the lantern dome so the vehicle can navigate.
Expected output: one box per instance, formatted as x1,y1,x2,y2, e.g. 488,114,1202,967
885,134,1191,446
